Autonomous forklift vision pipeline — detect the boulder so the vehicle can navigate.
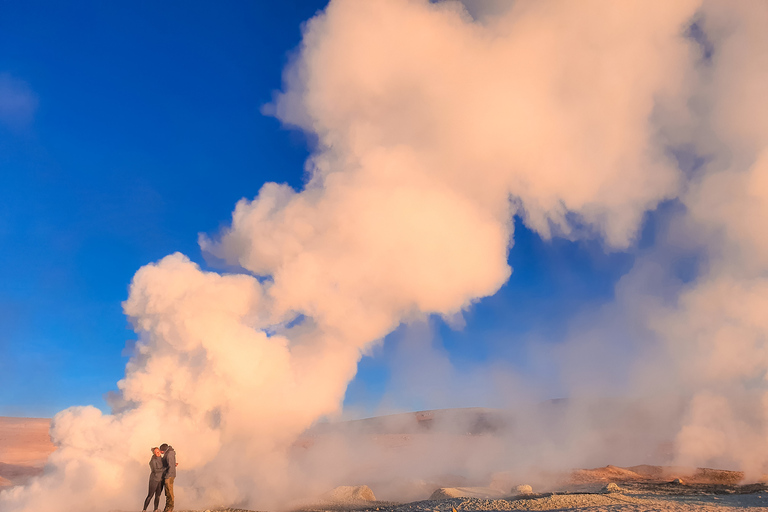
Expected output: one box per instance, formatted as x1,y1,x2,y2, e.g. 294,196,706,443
514,484,533,495
602,482,621,493
430,487,507,500
324,485,376,502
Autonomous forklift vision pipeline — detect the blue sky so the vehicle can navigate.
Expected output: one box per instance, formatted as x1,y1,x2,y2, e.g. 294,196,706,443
1,1,647,418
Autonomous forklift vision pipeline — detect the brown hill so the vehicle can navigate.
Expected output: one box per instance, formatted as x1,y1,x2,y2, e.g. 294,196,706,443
0,416,55,486
569,464,746,486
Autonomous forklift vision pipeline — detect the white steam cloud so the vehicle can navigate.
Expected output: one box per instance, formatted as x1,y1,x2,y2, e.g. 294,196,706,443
2,0,768,510
652,0,768,477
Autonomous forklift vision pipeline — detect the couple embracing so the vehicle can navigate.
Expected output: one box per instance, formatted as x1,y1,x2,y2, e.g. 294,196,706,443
142,443,177,512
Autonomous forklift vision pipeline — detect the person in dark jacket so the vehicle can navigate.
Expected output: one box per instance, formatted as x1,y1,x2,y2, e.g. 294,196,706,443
159,443,177,512
142,447,164,512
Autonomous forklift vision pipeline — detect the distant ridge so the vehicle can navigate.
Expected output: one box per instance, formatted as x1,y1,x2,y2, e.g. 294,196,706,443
0,416,55,486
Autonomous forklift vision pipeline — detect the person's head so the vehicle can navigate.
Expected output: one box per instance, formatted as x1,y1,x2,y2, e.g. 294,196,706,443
159,443,169,453
152,447,161,457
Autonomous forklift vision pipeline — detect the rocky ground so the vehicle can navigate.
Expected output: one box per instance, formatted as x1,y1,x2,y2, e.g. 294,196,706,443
166,479,768,512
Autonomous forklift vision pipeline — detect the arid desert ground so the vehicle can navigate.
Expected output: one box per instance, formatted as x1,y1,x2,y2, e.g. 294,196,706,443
2,414,767,511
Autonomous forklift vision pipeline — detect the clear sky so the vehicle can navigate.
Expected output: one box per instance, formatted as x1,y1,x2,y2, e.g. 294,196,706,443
1,0,651,418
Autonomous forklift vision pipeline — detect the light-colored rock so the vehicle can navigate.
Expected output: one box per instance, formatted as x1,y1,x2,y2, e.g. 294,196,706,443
514,484,533,495
430,486,507,500
324,484,376,502
602,482,621,493
672,478,685,485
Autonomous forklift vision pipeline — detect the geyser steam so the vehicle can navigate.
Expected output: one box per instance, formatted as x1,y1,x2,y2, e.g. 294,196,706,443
3,0,768,510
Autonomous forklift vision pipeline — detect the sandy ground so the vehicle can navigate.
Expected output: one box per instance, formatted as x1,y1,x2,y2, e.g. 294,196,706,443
163,491,768,512
148,476,768,512
167,468,768,512
164,482,768,512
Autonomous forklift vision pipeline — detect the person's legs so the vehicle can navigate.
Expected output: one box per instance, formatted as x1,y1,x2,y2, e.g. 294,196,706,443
163,477,175,512
152,480,163,511
143,479,156,511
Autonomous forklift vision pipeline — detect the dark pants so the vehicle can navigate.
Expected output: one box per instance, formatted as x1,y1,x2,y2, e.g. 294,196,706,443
143,478,163,511
163,476,175,512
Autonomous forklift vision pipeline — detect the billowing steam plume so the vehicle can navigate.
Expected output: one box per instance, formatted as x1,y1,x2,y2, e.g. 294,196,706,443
2,0,767,510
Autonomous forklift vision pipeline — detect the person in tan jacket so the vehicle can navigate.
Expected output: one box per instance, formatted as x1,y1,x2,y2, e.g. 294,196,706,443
159,443,177,512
